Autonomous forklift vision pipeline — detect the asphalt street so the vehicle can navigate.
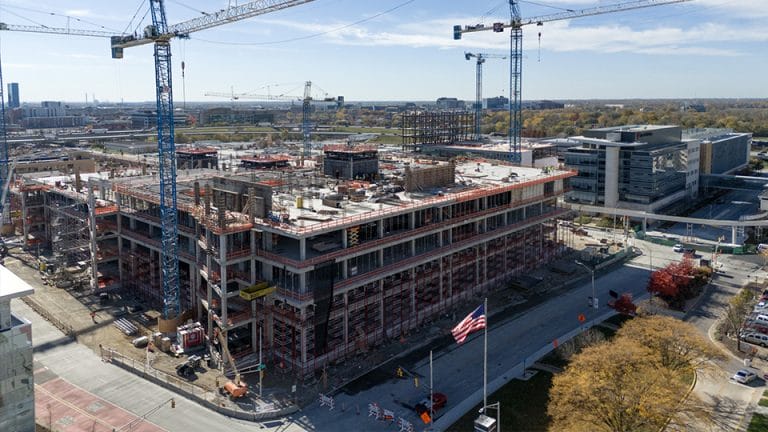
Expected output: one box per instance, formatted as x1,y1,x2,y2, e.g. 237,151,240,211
17,237,678,432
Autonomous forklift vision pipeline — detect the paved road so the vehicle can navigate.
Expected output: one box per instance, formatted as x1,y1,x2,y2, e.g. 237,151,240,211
17,238,728,432
666,188,762,242
680,254,766,431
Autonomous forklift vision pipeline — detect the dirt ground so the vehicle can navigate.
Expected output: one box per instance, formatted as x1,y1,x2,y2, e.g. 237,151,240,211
3,224,614,406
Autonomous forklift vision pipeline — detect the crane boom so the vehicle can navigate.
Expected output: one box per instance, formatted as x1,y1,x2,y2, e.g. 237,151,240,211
455,0,693,36
0,23,114,38
454,0,692,162
112,0,315,51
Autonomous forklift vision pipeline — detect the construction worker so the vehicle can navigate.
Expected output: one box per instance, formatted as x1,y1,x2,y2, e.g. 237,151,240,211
90,311,97,323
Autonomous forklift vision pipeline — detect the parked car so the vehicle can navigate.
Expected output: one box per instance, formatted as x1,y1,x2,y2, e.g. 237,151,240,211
673,244,684,252
414,392,448,415
753,314,768,325
743,333,768,347
732,369,758,384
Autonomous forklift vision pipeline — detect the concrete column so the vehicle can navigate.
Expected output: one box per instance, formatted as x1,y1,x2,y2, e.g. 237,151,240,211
410,269,416,315
732,226,738,245
342,228,348,248
438,259,444,302
343,292,349,345
300,326,307,364
410,239,416,257
409,212,415,230
604,146,620,207
341,259,348,278
642,218,647,233
377,220,384,238
299,272,307,293
264,230,273,251
379,279,385,333
378,249,384,268
117,194,124,293
20,192,28,244
87,180,98,292
219,234,228,326
299,237,306,261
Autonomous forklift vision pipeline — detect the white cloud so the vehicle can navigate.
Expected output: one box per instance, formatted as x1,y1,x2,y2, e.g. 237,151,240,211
248,15,765,57
65,9,92,17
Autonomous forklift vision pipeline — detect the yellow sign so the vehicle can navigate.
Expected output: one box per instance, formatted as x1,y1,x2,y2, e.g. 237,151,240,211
239,283,276,301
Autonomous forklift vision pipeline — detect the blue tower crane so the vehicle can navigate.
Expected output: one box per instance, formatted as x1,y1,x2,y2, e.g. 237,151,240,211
302,81,312,166
464,52,506,140
454,0,693,162
0,1,317,319
111,0,318,319
147,0,181,318
0,51,8,228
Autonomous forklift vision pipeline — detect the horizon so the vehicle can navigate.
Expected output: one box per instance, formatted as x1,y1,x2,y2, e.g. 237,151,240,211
0,1,765,102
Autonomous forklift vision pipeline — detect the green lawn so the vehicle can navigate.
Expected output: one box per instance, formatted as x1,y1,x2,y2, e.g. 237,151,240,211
446,371,553,432
749,413,768,431
371,134,402,145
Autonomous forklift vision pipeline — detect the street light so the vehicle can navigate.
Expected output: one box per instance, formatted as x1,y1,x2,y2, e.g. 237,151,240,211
478,402,502,432
575,260,598,309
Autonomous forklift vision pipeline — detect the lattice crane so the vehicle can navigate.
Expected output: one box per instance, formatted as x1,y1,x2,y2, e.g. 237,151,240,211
464,52,507,140
110,0,315,319
206,80,339,166
454,0,693,162
1,0,316,319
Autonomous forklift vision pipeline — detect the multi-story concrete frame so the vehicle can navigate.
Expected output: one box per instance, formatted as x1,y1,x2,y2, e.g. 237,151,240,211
0,265,35,432
13,161,574,378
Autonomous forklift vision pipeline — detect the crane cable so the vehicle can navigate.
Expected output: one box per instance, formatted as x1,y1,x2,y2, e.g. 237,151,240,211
192,0,417,46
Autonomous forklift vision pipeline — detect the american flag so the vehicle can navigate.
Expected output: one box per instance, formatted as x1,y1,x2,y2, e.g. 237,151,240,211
451,304,486,344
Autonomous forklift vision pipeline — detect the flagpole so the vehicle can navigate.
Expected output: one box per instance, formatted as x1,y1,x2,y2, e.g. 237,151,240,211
483,297,487,413
430,350,434,425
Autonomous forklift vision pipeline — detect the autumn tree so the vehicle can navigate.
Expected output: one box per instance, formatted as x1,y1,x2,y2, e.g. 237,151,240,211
548,338,687,432
722,287,756,350
648,267,678,298
616,315,722,372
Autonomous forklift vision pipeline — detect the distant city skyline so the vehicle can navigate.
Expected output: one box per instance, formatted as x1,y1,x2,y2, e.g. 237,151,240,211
0,0,765,103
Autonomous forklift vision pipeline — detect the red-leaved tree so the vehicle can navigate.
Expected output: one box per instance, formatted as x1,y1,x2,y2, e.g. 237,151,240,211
648,268,678,298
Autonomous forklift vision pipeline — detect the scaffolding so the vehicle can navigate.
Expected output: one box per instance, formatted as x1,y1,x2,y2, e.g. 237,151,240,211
401,111,474,151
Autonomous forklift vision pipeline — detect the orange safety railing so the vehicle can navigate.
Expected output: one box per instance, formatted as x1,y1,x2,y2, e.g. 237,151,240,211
256,191,568,270
259,170,575,237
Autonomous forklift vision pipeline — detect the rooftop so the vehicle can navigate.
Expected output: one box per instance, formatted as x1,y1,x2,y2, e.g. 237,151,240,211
0,265,35,301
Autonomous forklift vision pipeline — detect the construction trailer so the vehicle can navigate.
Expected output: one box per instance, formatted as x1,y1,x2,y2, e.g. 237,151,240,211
11,155,574,378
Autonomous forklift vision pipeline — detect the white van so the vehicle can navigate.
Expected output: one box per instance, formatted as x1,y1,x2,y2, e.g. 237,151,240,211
754,314,768,325
744,333,768,347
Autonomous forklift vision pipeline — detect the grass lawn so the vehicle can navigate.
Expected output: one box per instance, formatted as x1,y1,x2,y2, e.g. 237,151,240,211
759,399,768,408
446,371,553,432
749,413,768,431
371,134,402,145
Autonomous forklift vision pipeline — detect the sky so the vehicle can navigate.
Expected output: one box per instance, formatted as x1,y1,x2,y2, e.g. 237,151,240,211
0,0,765,103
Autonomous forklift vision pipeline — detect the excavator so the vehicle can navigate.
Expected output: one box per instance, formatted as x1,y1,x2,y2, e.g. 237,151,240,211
217,328,247,399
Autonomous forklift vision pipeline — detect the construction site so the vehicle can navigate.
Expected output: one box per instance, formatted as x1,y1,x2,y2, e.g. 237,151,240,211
8,143,574,383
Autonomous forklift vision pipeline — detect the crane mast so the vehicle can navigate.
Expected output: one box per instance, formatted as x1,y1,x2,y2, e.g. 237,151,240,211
0,50,8,228
465,52,506,140
147,0,181,319
454,0,693,161
302,81,312,166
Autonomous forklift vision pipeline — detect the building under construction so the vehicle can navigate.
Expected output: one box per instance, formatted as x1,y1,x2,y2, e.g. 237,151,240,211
11,149,574,377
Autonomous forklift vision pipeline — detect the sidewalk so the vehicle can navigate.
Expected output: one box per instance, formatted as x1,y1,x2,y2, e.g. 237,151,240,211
3,249,293,422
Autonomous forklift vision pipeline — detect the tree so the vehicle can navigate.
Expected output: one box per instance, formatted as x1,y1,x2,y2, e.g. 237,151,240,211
616,315,722,372
722,287,756,350
648,268,678,298
548,338,686,432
